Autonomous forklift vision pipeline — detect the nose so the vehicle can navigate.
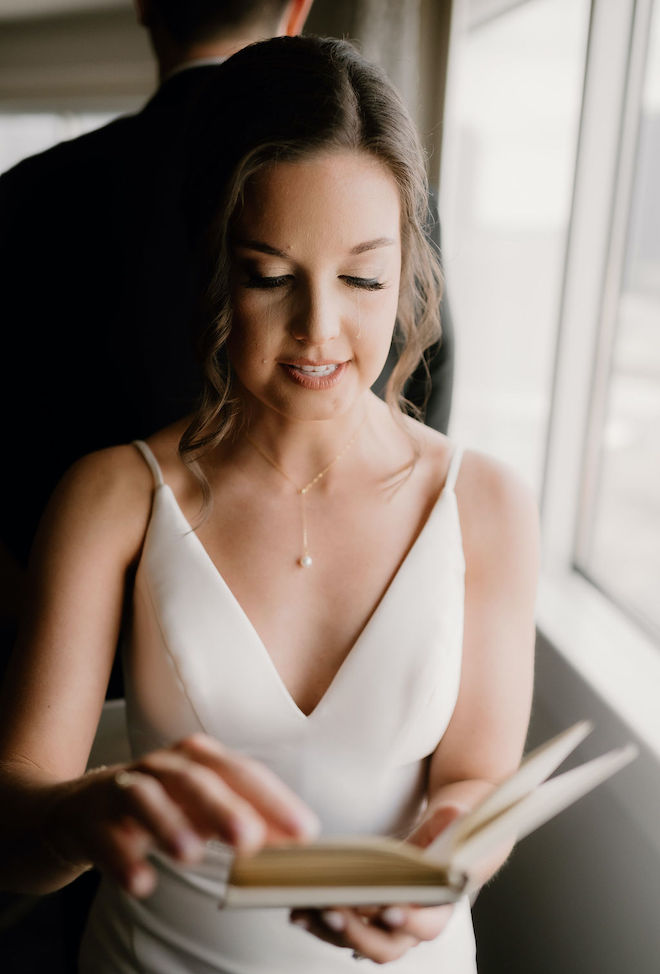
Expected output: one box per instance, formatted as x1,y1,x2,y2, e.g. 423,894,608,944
289,281,340,345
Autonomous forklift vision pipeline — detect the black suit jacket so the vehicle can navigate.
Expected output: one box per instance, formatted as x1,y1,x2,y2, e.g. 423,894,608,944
0,65,453,572
0,67,216,568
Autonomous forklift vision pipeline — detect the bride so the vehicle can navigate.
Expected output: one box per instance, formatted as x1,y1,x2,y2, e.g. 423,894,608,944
0,36,537,972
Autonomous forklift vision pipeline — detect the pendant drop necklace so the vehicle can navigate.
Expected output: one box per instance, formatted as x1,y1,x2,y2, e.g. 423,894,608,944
246,418,365,568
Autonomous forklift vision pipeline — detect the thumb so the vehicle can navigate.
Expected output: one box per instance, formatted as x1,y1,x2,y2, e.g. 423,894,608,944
407,803,467,850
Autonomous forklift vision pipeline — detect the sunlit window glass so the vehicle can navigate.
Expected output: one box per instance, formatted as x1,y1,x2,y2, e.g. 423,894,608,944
576,2,660,636
442,0,590,491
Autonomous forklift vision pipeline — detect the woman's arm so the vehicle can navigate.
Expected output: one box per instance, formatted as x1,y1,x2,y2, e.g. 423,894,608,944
0,447,148,890
416,449,538,868
292,450,539,962
0,447,318,897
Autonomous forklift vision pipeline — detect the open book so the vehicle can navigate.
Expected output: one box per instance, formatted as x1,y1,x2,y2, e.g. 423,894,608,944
220,721,637,908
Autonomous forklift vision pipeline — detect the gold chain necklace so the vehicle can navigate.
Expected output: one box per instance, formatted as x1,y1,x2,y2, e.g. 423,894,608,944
246,420,365,568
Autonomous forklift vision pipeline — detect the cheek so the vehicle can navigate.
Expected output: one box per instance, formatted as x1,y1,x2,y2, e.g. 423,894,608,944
228,300,278,360
351,290,399,345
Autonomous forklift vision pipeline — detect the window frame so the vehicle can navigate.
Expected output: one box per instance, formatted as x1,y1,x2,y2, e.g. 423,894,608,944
537,0,660,755
572,0,659,639
441,0,660,758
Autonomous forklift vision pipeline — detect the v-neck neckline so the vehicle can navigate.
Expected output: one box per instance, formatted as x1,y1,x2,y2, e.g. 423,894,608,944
134,439,462,721
152,477,455,721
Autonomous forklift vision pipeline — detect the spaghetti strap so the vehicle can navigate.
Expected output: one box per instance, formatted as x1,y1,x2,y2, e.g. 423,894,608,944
444,444,464,493
133,439,165,489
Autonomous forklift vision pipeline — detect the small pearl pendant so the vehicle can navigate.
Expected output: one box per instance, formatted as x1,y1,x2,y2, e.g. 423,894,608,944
299,555,313,568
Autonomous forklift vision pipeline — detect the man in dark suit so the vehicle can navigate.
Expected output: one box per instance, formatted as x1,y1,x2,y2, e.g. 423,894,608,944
0,0,453,686
0,0,308,569
0,1,310,694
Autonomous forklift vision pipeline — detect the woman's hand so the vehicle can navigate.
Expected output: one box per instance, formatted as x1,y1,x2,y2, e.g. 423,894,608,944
289,805,465,965
45,733,320,898
290,902,456,965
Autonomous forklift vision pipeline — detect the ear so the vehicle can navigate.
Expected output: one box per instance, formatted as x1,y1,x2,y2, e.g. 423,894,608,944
278,0,315,37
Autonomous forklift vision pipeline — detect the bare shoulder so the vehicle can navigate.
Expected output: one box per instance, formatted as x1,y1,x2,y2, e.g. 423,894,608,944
32,443,154,570
140,420,195,499
454,449,540,577
51,443,153,521
455,448,537,515
397,418,536,534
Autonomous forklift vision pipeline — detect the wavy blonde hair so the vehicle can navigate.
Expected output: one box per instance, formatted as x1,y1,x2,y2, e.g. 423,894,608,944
180,35,443,493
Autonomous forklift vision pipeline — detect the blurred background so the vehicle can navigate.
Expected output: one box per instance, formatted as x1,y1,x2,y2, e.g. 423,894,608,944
0,1,658,971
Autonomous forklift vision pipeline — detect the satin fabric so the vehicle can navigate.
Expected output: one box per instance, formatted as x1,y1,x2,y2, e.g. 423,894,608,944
79,441,476,972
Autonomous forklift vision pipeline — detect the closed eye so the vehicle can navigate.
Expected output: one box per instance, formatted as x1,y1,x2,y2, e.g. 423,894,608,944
341,276,386,291
244,274,293,289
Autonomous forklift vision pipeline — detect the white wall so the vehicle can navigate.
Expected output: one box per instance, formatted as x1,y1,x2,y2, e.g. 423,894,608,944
0,8,153,111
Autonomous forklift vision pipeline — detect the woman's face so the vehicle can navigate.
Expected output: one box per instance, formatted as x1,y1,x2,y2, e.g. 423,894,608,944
227,149,402,424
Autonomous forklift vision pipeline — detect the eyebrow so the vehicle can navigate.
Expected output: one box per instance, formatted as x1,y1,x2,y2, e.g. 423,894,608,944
349,237,396,255
233,237,396,258
234,240,289,258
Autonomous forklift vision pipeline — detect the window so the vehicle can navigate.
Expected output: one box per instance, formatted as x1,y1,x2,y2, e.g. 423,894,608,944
440,0,590,493
441,0,660,752
575,1,660,638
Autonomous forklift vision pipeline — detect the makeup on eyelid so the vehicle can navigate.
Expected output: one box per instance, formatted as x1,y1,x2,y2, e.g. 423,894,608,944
236,264,389,292
226,150,402,421
233,244,393,289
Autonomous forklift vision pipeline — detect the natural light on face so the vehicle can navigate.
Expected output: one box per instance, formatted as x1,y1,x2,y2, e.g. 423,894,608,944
227,150,402,424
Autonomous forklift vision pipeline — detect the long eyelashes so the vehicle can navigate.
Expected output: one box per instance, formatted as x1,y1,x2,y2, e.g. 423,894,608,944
341,276,386,291
244,274,292,289
243,274,386,291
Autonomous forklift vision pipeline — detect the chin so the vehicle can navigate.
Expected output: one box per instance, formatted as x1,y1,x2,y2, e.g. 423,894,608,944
265,390,366,424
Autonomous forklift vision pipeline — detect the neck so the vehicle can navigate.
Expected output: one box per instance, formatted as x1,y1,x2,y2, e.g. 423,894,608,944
240,398,374,488
155,32,273,84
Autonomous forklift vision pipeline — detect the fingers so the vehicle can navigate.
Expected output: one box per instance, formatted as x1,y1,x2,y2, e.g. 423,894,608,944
111,768,205,859
291,907,417,964
76,768,204,897
381,903,455,942
65,734,320,899
336,908,419,963
91,816,158,898
124,753,266,853
174,735,320,843
406,802,467,850
108,738,319,865
289,903,455,964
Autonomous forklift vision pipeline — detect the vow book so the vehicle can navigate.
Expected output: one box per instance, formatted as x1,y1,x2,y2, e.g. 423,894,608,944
221,721,636,908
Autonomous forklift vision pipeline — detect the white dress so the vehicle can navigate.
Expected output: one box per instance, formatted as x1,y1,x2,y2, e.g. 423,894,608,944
79,440,477,973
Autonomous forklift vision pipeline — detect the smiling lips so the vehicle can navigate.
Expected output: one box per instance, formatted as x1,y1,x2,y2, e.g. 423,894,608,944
281,360,348,390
